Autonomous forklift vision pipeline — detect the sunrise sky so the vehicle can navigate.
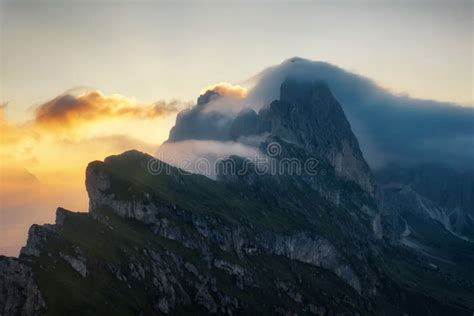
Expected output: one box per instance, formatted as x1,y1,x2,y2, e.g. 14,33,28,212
0,0,473,255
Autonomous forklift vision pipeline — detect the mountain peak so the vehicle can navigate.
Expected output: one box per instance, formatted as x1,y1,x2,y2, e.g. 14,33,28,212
168,78,375,193
197,90,220,106
259,78,375,193
284,56,308,64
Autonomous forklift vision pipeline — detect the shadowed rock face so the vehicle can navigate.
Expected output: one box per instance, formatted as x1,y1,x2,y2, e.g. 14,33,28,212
257,79,375,194
377,164,474,241
377,164,474,215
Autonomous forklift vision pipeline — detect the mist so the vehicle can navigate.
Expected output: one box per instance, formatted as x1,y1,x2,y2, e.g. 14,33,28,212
157,140,262,178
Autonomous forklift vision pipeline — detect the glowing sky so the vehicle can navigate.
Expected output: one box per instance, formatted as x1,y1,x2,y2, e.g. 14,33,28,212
2,1,473,114
0,0,472,256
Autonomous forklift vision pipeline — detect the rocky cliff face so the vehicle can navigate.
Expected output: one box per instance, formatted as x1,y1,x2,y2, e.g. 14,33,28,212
256,80,375,194
13,207,369,315
0,257,45,316
85,151,370,295
377,164,474,241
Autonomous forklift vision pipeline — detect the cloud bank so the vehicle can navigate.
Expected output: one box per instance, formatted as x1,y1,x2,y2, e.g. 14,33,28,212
249,57,474,168
166,57,474,170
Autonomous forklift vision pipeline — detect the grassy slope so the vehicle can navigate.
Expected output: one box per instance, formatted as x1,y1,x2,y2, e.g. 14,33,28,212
379,211,474,312
32,208,364,315
31,209,474,315
92,151,372,247
29,151,473,315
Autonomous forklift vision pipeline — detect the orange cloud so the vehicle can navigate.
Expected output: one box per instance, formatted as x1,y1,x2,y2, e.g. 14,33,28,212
202,82,248,99
35,90,180,132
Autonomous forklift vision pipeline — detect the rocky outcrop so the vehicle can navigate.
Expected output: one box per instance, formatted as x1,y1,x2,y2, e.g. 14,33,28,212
19,225,53,259
256,232,362,293
59,252,87,278
20,208,70,260
0,257,46,316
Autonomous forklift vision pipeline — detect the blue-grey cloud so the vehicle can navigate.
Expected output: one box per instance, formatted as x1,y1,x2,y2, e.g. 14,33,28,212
247,57,474,169
166,57,474,170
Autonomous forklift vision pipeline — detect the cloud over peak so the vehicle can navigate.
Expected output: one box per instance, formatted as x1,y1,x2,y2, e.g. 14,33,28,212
201,82,248,100
166,57,474,170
